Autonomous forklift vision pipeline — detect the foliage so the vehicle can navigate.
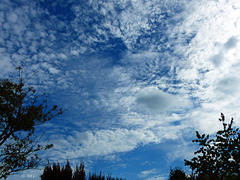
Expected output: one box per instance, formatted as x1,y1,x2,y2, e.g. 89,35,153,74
61,160,73,180
40,161,72,180
41,161,125,180
88,172,124,180
88,172,105,180
0,77,62,179
184,113,240,179
73,162,86,180
168,167,188,180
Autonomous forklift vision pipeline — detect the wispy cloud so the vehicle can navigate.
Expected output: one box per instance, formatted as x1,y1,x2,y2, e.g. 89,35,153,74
46,128,160,160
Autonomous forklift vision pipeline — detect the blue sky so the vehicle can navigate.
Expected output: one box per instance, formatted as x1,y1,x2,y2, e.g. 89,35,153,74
1,0,240,179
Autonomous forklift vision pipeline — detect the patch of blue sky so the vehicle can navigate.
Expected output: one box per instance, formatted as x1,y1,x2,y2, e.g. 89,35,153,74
87,37,128,64
86,144,170,180
39,0,76,22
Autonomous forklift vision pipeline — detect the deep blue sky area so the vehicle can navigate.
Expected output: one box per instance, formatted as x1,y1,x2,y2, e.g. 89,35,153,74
1,0,240,179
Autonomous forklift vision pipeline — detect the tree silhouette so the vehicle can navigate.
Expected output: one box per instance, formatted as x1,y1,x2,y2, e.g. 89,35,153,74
185,113,240,179
61,160,72,180
41,163,52,180
41,161,125,180
0,76,62,179
52,162,61,179
88,172,104,180
168,167,187,180
73,162,85,180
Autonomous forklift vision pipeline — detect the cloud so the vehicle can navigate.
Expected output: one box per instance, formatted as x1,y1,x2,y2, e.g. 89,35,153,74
224,36,239,49
166,0,240,132
139,168,159,179
144,176,166,180
0,55,14,77
81,129,159,155
215,76,240,97
139,167,168,180
209,36,240,67
47,128,160,160
136,87,181,113
210,53,225,67
98,0,187,52
41,112,190,162
48,67,60,74
176,68,198,81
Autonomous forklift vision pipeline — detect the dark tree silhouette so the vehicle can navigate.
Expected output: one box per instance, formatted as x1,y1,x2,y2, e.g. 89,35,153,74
40,162,59,180
88,172,124,180
0,76,62,179
52,162,61,179
41,161,125,180
41,163,53,180
88,172,104,180
168,167,187,180
61,160,72,180
73,162,85,180
185,113,240,179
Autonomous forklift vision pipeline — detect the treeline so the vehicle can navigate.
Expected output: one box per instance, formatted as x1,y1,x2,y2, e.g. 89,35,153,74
40,161,125,180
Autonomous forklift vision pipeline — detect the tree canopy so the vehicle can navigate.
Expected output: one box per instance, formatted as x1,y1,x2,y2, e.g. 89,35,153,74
0,77,62,179
184,113,240,179
168,167,187,180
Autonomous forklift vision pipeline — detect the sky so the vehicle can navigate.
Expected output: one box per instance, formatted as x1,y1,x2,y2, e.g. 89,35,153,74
1,0,240,179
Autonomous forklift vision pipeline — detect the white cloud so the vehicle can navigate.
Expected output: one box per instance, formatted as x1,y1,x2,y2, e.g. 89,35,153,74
144,176,166,180
49,67,60,74
177,68,198,81
166,0,240,134
0,55,14,77
139,167,168,180
48,128,160,159
99,0,186,52
139,168,158,178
